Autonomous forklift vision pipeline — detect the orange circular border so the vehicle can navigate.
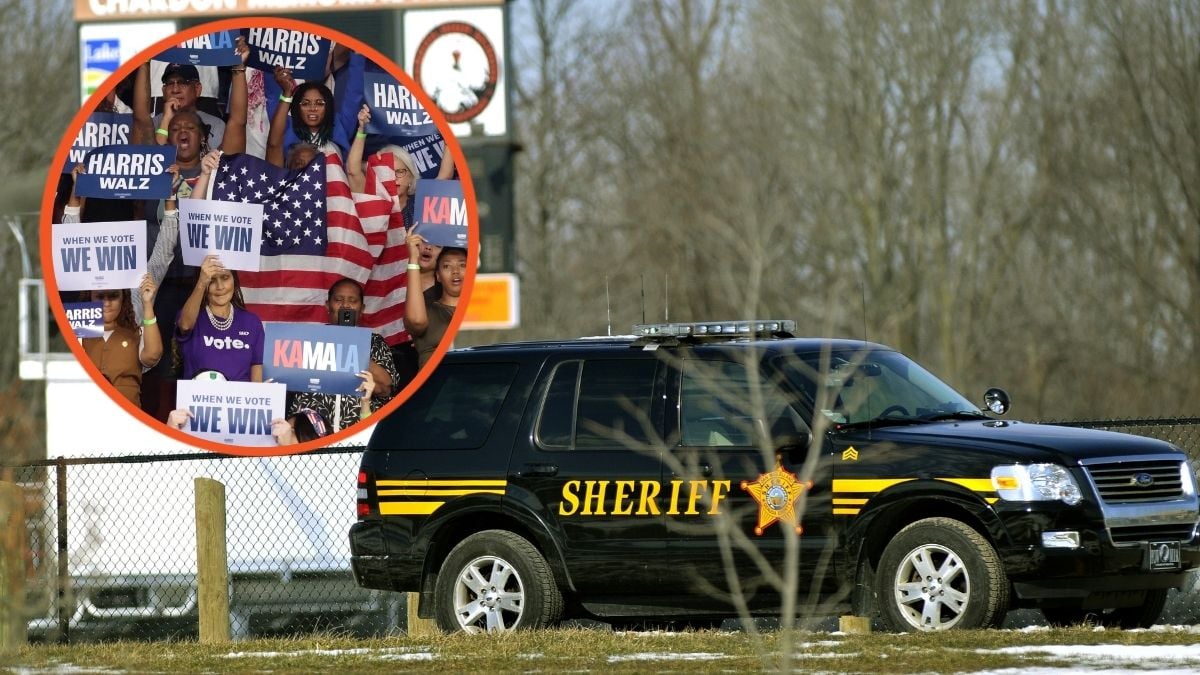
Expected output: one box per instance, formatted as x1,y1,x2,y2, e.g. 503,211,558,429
40,17,478,457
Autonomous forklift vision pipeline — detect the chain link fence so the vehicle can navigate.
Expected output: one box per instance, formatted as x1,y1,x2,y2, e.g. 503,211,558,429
3,418,1199,642
5,446,402,643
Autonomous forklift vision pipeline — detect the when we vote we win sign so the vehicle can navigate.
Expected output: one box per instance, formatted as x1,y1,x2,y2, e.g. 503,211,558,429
53,220,147,291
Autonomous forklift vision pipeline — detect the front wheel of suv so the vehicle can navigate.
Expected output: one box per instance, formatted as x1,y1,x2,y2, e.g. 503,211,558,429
434,530,564,633
876,517,1009,631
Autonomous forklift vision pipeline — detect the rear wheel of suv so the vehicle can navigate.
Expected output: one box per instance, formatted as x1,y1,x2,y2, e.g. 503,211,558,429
434,530,563,633
876,517,1009,631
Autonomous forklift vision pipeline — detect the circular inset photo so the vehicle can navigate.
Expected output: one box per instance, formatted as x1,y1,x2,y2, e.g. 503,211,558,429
41,18,476,456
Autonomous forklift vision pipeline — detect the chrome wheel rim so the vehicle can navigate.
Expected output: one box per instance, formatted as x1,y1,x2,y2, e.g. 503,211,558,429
892,543,970,630
453,555,525,633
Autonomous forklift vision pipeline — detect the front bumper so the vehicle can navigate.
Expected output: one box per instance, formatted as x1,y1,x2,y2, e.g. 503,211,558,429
994,493,1200,601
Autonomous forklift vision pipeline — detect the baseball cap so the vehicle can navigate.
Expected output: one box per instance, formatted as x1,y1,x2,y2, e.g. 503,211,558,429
162,63,200,83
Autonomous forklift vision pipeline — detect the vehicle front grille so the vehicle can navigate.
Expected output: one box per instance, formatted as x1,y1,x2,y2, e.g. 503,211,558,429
1085,460,1185,503
91,586,148,609
1109,523,1197,544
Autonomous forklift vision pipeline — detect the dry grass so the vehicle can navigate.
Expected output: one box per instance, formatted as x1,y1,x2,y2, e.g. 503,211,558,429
3,625,1200,673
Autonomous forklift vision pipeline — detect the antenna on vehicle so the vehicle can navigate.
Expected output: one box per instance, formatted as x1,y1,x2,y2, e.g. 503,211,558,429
664,274,669,321
605,276,612,337
861,280,872,439
640,275,646,325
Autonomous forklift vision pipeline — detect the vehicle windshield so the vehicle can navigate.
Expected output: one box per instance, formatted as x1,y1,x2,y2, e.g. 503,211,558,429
773,348,983,426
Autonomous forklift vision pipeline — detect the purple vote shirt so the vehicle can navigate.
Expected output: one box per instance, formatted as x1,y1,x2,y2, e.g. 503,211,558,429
176,306,265,382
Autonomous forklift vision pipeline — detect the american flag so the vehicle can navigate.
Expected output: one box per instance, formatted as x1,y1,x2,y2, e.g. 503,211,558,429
355,152,412,347
208,150,373,323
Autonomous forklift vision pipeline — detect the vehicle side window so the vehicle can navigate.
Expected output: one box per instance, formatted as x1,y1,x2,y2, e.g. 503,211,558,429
680,360,807,448
536,358,658,450
536,361,580,448
373,363,519,450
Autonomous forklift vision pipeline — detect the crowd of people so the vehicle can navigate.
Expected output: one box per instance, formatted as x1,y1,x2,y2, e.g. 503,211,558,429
54,31,467,446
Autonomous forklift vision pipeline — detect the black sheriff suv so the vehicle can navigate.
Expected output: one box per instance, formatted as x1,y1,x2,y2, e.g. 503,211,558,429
350,320,1200,632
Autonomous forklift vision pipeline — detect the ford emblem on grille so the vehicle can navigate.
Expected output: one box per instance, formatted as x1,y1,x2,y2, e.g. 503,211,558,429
1132,472,1155,487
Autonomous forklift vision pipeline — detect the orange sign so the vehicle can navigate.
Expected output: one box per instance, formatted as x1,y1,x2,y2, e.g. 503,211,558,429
461,273,518,330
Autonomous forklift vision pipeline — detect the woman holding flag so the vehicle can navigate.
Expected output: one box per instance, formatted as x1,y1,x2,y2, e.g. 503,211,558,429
169,149,265,382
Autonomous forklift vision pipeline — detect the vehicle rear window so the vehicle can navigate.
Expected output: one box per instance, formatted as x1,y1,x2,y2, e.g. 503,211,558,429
370,363,519,450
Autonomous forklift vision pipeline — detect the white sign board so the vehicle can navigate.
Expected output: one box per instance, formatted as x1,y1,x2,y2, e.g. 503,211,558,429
404,6,508,138
79,21,177,105
52,220,147,291
179,198,264,271
175,379,287,447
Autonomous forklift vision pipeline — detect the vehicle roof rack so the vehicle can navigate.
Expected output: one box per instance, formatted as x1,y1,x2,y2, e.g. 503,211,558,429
630,320,795,346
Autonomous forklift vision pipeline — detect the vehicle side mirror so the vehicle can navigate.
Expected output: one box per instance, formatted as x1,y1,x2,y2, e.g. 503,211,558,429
983,388,1010,416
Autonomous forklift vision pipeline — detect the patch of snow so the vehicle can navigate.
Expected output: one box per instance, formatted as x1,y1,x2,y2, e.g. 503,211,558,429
981,643,1200,667
607,652,729,663
796,640,844,648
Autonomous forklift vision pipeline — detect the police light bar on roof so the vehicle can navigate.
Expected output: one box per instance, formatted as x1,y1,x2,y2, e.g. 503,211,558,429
633,320,795,338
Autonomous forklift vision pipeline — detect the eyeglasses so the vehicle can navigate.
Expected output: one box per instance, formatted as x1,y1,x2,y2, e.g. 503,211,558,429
163,78,197,87
396,168,411,176
299,99,327,107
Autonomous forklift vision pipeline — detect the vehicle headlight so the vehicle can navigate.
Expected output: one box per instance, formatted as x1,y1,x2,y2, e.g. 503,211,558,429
991,464,1082,506
1181,460,1198,497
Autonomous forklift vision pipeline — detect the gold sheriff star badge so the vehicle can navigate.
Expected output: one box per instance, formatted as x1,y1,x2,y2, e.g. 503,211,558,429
741,465,813,535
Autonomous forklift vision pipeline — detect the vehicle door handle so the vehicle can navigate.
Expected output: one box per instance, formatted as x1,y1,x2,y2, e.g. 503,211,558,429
673,463,712,478
516,463,559,478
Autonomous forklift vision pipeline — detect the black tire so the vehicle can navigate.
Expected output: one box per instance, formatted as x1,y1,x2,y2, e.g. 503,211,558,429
433,530,563,633
1041,589,1168,629
875,517,1009,631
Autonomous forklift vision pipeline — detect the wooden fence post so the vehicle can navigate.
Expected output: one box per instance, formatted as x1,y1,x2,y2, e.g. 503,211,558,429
406,591,437,636
195,478,230,643
0,481,27,653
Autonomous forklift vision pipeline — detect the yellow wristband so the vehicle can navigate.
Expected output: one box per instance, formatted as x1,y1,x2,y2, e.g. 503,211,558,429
155,128,168,137
142,317,157,326
406,263,420,270
355,131,367,139
279,93,293,103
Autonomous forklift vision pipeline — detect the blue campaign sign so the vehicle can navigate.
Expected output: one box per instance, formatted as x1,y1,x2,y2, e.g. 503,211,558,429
244,28,330,82
75,145,177,200
413,180,468,248
263,323,371,397
400,134,448,179
65,113,132,173
364,66,438,138
155,31,242,66
64,302,105,339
